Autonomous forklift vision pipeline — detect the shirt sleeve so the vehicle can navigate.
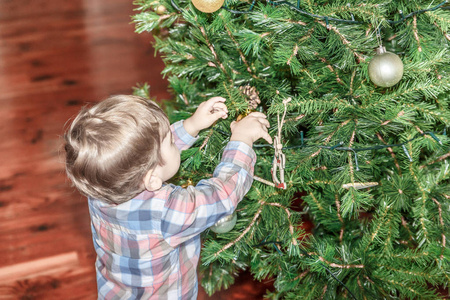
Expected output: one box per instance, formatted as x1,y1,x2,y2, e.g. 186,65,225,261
160,141,256,247
171,120,198,151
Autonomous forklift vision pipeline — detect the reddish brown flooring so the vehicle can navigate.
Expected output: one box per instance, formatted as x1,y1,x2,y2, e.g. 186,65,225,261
0,0,270,298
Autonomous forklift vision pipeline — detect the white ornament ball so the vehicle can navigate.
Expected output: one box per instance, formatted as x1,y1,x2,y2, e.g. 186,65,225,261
368,46,404,88
156,5,167,15
210,211,237,233
191,0,224,13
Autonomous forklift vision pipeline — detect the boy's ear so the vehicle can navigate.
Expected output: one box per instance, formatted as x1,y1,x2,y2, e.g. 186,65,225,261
143,169,163,191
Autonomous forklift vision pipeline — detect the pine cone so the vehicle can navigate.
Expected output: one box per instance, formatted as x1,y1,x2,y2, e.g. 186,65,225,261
239,85,261,109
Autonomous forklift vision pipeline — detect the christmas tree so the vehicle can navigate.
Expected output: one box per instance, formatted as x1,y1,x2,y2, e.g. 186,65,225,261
132,0,449,298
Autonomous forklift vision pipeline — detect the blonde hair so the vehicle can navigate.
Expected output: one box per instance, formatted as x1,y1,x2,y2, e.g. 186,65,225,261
64,95,170,204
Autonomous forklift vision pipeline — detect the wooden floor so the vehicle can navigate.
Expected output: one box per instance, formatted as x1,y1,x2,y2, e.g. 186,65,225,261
0,1,271,299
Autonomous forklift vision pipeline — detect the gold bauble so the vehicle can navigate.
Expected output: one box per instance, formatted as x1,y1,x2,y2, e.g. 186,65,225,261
210,211,237,233
191,0,224,13
368,46,404,88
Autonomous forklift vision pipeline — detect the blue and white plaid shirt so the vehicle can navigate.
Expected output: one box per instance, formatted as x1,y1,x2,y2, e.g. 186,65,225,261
88,121,256,299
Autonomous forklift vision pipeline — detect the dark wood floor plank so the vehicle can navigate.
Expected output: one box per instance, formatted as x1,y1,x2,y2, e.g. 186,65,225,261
0,1,170,298
0,0,270,298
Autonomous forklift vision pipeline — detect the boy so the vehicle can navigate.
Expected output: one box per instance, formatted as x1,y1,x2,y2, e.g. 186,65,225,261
64,95,272,299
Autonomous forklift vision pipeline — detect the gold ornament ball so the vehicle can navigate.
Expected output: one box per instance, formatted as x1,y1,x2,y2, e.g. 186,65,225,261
368,46,404,88
210,211,237,233
156,5,167,14
191,0,224,13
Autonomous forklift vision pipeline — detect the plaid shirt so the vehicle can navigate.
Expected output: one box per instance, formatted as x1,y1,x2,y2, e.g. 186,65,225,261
88,120,256,299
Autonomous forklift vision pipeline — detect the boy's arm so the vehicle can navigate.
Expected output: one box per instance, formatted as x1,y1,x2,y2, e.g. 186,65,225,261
170,120,198,151
171,97,227,151
160,141,256,247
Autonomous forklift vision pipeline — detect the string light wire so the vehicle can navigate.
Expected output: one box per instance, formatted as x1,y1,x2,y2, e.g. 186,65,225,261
222,0,449,25
253,131,445,170
170,0,449,25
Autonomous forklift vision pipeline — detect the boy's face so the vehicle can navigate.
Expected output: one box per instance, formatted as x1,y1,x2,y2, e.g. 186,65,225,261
158,131,181,182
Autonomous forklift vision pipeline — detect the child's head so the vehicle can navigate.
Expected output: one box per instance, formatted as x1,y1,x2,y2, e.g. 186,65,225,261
64,95,170,204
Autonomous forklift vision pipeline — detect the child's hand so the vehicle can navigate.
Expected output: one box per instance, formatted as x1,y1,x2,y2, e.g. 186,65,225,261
183,97,228,137
230,112,272,146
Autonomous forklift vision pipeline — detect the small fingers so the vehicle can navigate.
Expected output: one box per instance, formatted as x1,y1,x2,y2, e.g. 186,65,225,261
212,103,228,118
199,97,226,112
212,109,228,120
262,132,273,144
258,118,270,128
212,96,226,102
247,112,267,119
212,102,228,111
207,97,226,106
